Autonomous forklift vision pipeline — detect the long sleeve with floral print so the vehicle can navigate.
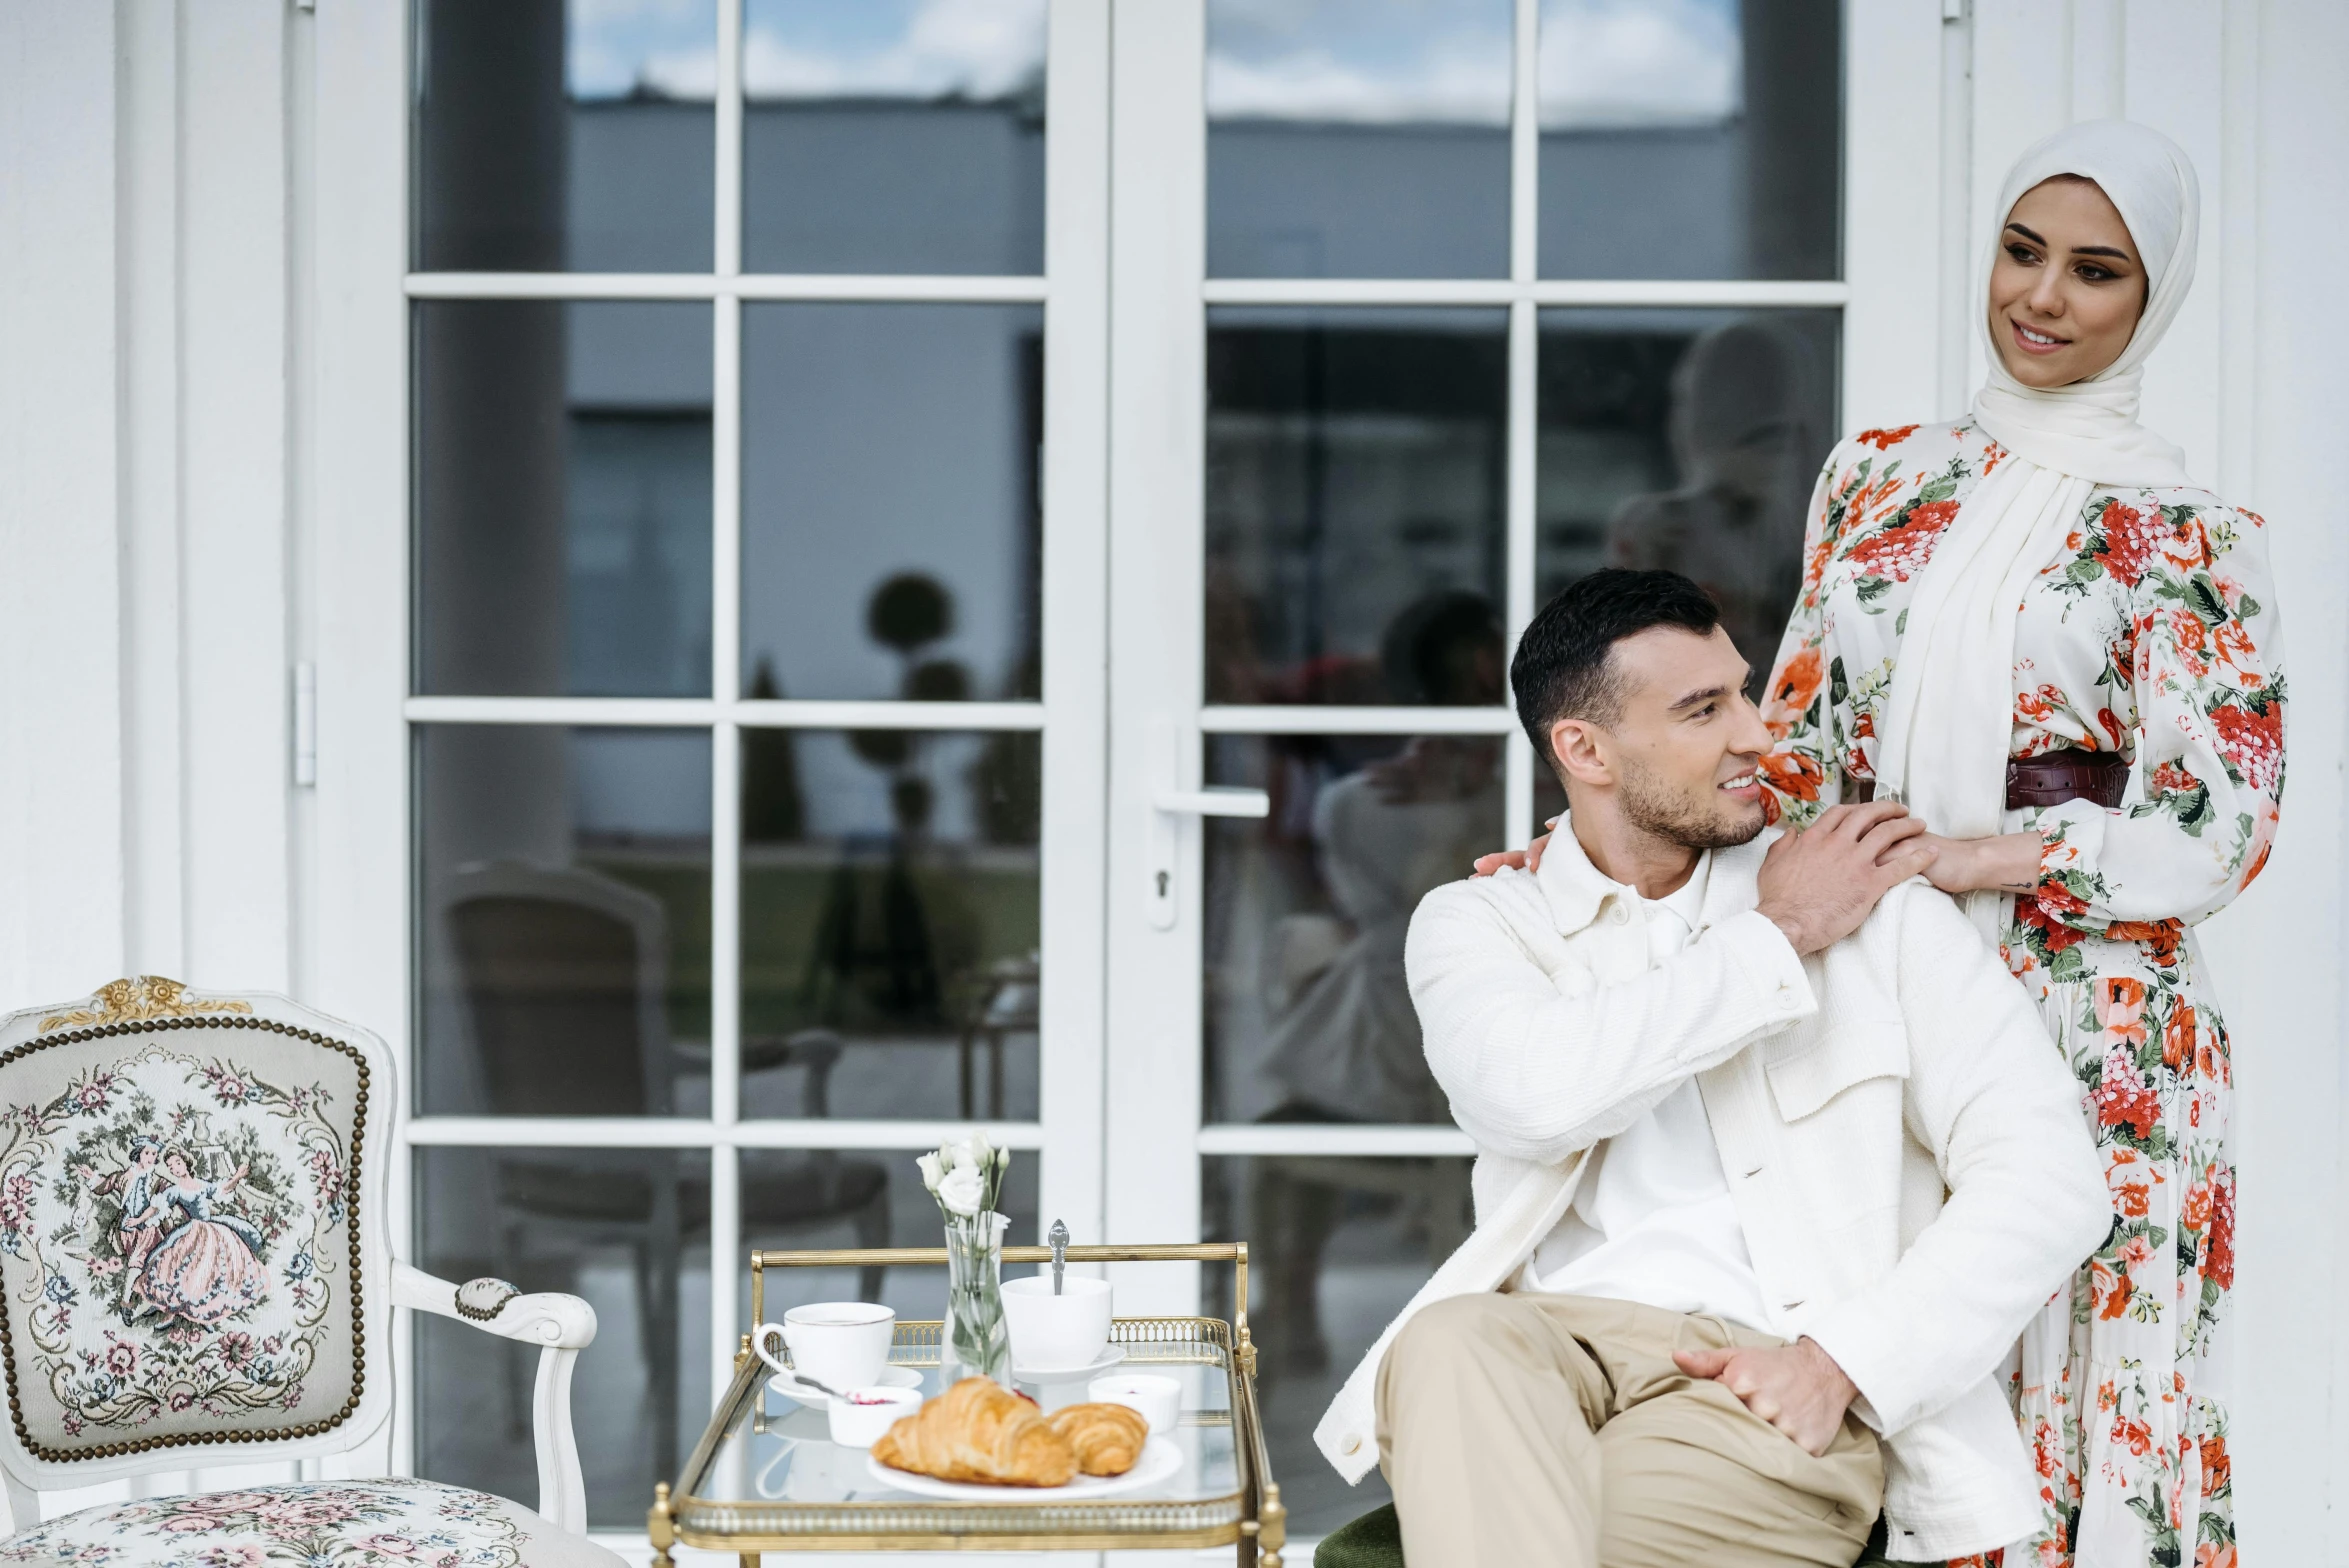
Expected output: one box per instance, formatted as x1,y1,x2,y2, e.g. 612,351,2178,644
1759,420,2284,945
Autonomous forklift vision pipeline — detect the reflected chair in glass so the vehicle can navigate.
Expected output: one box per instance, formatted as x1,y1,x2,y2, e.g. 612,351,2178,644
1245,1154,1470,1382
954,951,1036,1119
0,976,616,1566
445,861,890,1480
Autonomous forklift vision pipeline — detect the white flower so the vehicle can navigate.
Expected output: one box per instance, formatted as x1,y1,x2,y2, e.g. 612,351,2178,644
917,1152,943,1194
937,1165,985,1218
937,1138,972,1174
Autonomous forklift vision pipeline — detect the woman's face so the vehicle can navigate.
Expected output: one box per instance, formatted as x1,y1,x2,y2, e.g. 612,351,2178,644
164,1153,189,1179
1986,176,2150,388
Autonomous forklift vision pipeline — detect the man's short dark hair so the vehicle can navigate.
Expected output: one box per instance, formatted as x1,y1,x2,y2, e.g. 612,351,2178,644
1511,569,1722,756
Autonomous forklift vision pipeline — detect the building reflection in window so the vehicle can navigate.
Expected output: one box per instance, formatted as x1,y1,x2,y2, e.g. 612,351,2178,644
1206,308,1508,706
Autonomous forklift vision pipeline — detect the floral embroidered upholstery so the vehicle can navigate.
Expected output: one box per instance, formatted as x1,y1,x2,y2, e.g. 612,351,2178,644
0,1480,621,1568
0,1012,368,1460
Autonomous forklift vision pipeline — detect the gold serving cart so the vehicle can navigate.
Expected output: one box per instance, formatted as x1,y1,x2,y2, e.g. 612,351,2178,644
649,1243,1286,1565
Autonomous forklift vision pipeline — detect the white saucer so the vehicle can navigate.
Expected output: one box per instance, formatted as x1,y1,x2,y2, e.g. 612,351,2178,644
867,1434,1181,1502
769,1364,922,1410
1011,1345,1125,1383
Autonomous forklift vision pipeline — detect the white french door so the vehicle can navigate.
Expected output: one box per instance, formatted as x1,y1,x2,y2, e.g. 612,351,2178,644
1098,0,1944,1540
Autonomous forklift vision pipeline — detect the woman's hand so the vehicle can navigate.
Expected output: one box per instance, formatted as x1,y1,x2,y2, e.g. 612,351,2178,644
1471,820,1557,878
1910,831,2044,895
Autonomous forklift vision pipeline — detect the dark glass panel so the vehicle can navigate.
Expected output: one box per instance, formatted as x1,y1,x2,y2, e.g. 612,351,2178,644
1207,0,1512,278
414,1146,711,1526
1204,733,1502,1127
742,0,1045,274
1538,0,1840,279
413,0,715,271
416,726,712,1117
741,729,1039,1121
1206,309,1508,706
1536,308,1839,695
1202,1154,1474,1540
415,300,713,698
741,303,1042,702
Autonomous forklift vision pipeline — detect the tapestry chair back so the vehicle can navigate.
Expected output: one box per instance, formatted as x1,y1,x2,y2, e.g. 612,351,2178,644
0,978,393,1492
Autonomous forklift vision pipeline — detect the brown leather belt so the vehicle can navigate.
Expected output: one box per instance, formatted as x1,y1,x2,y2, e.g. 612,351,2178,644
2006,747,2129,810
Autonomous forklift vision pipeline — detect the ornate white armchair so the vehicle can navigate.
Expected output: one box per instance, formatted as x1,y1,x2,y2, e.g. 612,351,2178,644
0,978,618,1568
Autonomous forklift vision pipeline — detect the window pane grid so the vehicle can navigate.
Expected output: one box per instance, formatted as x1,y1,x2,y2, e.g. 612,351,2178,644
407,0,1058,1520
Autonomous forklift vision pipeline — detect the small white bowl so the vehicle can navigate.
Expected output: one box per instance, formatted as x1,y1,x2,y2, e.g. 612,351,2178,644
1087,1372,1181,1435
825,1384,924,1449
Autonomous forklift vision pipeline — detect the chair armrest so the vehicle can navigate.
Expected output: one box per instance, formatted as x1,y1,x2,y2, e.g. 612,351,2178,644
392,1260,594,1532
393,1260,596,1348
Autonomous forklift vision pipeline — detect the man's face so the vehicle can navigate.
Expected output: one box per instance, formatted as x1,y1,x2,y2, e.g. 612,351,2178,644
1557,625,1774,851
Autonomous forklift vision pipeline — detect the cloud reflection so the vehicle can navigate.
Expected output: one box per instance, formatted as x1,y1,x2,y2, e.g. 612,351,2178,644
1204,0,1739,129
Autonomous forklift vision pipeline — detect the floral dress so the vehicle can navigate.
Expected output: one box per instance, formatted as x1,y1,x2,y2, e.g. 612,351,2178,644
1759,420,2282,1568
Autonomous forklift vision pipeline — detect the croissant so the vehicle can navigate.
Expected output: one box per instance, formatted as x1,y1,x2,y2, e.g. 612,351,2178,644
1044,1401,1149,1476
872,1377,1077,1487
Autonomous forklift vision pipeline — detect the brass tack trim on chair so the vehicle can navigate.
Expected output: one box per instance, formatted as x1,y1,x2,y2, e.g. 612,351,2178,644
0,1007,372,1464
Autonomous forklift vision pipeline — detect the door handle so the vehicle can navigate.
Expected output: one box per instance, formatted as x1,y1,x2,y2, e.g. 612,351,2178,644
1144,719,1270,930
1152,789,1270,818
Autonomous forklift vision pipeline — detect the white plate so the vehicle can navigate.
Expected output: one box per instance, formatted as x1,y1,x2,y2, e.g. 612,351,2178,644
769,1364,923,1410
1012,1345,1125,1383
866,1435,1182,1502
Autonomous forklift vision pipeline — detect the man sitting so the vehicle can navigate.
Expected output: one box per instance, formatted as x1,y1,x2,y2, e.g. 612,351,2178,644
1313,569,2106,1566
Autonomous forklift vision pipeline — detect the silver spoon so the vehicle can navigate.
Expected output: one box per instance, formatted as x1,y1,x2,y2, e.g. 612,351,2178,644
1049,1218,1069,1295
787,1368,847,1400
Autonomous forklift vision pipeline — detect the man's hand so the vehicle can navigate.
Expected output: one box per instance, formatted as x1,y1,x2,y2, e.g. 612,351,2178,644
1755,801,1936,955
1673,1337,1859,1456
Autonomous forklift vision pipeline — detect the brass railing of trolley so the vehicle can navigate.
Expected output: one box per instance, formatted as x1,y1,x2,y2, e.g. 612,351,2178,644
667,1241,1281,1565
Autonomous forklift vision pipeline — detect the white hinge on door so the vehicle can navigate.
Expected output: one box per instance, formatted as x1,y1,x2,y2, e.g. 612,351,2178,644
1144,716,1268,930
292,661,318,787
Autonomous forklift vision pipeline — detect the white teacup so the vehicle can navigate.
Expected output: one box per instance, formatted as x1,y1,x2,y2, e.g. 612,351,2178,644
752,1301,895,1392
1003,1275,1112,1372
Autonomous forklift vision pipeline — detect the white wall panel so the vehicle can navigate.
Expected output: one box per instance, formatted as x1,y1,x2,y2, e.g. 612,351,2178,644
119,0,187,981
2213,2,2349,1556
177,0,291,992
2125,1,2227,481
1840,0,1945,429
0,2,125,1005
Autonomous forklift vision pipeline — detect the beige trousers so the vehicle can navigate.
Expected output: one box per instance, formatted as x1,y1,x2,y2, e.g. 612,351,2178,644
1375,1293,1883,1568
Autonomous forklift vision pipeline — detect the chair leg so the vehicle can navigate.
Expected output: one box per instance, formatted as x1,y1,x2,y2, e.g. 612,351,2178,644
988,1027,1004,1120
958,1028,974,1121
650,1175,683,1483
854,1181,891,1304
501,1221,532,1440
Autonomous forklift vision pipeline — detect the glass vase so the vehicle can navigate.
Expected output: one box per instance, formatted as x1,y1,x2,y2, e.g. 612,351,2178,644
943,1210,1012,1387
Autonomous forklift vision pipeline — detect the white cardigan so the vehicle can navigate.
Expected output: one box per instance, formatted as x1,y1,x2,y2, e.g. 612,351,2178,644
1312,830,2108,1562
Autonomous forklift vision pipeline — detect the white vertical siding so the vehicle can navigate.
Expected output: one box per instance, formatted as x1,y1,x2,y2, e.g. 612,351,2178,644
0,2,125,1008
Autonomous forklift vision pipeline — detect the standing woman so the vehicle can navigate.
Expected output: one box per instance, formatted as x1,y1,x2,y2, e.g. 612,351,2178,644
1759,121,2278,1566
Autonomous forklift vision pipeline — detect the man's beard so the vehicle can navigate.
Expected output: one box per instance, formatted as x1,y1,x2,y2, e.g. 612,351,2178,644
1617,755,1767,852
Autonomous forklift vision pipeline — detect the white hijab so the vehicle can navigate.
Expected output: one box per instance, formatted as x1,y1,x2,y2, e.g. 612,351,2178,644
1872,119,2201,938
